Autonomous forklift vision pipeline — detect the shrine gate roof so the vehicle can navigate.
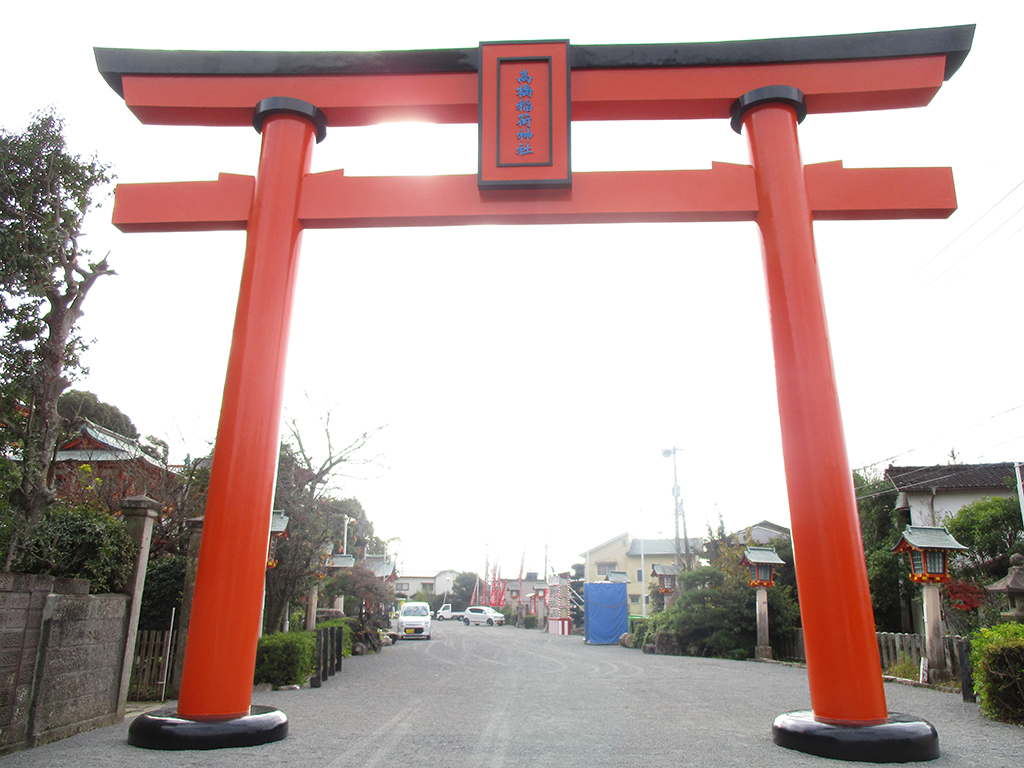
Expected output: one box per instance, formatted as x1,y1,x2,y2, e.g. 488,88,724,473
96,25,974,98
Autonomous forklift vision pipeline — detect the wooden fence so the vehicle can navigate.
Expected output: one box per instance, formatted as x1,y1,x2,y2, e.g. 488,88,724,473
129,629,178,701
875,631,967,678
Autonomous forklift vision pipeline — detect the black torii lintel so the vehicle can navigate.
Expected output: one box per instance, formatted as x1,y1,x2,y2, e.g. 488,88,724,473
95,24,975,98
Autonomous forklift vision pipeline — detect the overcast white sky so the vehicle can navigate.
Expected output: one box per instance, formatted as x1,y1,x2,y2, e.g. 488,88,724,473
4,1,1023,577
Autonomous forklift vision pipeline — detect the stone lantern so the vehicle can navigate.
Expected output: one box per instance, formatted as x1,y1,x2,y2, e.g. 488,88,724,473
986,552,1024,623
740,547,785,660
892,526,967,681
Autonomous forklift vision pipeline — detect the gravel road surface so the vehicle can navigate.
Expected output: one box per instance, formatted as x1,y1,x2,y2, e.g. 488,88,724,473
2,620,1020,767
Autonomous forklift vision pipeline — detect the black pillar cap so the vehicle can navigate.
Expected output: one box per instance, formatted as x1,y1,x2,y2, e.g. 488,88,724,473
127,705,288,750
730,85,807,134
773,710,940,763
253,97,328,143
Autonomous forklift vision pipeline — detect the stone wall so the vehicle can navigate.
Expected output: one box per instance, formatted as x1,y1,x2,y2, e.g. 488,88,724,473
0,574,128,754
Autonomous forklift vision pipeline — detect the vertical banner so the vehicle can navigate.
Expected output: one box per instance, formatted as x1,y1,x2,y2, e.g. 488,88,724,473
478,41,571,189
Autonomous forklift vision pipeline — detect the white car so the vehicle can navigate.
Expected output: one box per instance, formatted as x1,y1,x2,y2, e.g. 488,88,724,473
396,601,432,639
462,606,505,626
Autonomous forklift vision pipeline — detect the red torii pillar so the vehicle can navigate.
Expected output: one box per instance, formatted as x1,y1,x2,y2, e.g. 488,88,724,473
98,25,973,761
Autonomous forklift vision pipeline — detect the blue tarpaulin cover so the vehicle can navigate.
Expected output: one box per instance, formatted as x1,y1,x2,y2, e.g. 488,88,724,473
584,582,628,644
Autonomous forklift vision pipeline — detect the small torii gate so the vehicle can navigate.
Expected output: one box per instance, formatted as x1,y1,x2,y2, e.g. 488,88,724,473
96,24,974,761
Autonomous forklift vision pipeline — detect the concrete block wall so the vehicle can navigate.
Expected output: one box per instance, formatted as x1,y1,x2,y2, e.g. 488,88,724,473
0,574,67,753
28,592,128,747
0,574,128,754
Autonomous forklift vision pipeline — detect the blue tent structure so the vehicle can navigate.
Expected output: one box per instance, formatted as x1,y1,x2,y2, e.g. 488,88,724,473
584,582,628,644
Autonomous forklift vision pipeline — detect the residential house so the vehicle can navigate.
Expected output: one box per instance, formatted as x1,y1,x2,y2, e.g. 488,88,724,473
885,463,1019,527
733,520,791,545
395,569,458,599
580,533,702,612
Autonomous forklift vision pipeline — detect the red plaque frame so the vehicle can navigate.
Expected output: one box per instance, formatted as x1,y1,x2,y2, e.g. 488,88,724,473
478,41,570,189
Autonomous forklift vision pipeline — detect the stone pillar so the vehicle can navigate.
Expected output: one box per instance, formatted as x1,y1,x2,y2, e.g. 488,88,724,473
117,495,160,718
755,586,772,660
305,584,319,631
169,517,203,698
921,583,947,681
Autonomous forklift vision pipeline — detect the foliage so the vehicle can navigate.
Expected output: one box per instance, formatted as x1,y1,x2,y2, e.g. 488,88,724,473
138,555,185,631
523,614,538,629
883,658,920,681
263,421,381,634
148,457,208,559
634,533,801,659
970,623,1024,723
448,571,479,611
946,495,1023,579
321,564,395,620
409,589,445,613
253,631,315,688
0,112,114,566
855,469,910,633
14,502,136,592
57,389,139,439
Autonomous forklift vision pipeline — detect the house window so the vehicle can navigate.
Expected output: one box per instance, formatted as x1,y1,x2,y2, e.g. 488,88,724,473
421,582,434,593
629,594,640,603
597,561,617,576
396,583,409,592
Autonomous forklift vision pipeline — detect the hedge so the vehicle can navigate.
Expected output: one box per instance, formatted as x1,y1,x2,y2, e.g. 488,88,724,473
970,622,1024,724
254,632,316,688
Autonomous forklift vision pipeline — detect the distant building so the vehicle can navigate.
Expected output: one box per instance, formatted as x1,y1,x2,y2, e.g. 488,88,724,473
580,532,702,610
885,463,1019,527
395,569,458,598
53,419,178,509
362,554,398,588
732,520,791,545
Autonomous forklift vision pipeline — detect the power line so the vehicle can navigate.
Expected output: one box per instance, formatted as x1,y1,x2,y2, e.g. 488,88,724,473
926,199,1024,285
851,402,1024,483
910,177,1024,280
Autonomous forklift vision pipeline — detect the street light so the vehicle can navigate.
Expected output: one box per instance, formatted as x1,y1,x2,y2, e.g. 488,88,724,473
661,447,692,571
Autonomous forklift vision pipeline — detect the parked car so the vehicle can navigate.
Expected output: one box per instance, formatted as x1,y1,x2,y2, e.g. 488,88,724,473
435,604,464,621
463,606,505,626
396,601,432,639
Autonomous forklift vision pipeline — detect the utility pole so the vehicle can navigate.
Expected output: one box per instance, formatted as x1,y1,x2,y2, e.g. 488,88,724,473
663,447,692,570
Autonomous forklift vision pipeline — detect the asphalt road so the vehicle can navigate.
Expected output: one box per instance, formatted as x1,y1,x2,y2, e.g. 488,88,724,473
4,621,1022,767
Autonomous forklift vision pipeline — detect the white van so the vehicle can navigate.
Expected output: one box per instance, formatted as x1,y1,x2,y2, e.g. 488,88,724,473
396,601,432,639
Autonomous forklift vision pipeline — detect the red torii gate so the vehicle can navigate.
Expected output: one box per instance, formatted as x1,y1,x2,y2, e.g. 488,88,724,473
97,24,973,761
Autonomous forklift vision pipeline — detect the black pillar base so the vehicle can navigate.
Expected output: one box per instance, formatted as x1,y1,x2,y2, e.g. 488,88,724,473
773,711,938,763
128,705,288,750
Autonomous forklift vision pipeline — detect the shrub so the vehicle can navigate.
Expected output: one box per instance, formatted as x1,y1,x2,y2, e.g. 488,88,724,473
523,614,538,630
16,503,137,593
254,631,316,688
970,623,1024,723
138,555,186,630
